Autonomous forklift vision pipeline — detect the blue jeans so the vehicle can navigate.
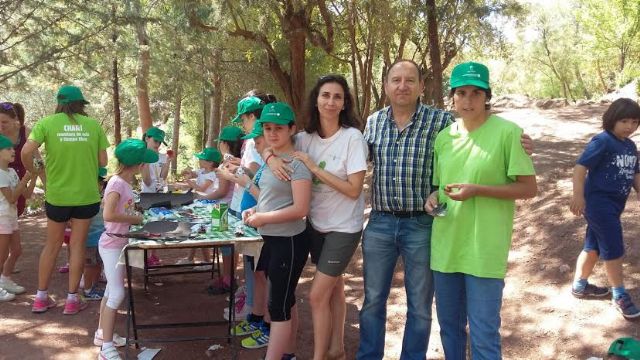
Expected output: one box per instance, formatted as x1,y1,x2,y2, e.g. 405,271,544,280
357,211,434,360
433,271,505,360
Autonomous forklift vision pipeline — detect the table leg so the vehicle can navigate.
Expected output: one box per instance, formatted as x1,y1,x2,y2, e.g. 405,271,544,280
143,249,149,292
125,248,140,350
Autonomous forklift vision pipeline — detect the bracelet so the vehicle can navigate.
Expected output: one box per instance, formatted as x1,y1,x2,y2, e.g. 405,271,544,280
265,153,275,165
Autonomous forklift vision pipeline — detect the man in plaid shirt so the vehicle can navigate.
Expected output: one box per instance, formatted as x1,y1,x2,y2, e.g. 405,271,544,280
357,59,451,360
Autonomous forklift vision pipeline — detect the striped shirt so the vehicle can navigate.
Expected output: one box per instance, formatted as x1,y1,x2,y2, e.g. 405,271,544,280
364,103,453,212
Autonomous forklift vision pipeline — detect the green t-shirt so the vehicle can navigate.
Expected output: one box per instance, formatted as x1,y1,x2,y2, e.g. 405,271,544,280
29,113,109,206
431,115,535,279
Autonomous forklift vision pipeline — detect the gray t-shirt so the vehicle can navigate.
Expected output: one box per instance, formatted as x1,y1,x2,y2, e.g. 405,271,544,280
256,156,311,236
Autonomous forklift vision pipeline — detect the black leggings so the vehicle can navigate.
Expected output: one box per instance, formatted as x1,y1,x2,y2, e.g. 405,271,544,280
263,230,310,322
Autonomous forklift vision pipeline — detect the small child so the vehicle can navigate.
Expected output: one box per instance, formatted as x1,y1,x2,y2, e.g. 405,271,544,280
80,167,108,300
95,139,157,360
178,147,222,265
570,98,640,319
0,135,36,301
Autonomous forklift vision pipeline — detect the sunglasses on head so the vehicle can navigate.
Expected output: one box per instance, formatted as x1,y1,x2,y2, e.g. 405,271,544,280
0,103,14,111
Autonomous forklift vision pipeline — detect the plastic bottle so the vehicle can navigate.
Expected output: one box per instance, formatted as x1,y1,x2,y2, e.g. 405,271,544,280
211,204,221,230
218,202,229,231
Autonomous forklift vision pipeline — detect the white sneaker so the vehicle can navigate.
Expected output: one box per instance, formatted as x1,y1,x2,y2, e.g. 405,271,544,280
0,288,15,301
98,346,122,360
0,278,25,294
94,330,127,347
174,258,192,265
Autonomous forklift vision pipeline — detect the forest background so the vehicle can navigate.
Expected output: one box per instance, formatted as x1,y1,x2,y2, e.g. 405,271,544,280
1,0,639,175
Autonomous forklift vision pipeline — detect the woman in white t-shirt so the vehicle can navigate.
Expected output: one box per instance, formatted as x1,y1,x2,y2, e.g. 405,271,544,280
270,75,367,360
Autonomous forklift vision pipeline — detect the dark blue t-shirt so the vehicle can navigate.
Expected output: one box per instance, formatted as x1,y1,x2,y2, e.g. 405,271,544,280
578,131,638,205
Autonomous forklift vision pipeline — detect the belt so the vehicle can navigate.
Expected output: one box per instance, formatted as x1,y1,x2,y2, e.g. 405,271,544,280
381,210,427,218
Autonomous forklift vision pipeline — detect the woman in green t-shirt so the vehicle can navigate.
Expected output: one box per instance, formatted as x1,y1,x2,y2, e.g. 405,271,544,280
22,85,109,315
425,62,537,359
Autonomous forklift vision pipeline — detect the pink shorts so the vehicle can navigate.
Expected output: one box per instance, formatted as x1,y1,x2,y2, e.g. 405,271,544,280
0,217,19,234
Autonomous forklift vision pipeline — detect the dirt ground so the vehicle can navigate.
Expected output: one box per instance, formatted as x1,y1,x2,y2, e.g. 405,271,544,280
2,103,640,360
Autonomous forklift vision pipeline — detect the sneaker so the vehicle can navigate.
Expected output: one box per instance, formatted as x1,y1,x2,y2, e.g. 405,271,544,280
94,331,127,347
84,287,105,301
175,258,192,265
231,319,261,336
282,354,297,360
63,296,88,315
0,278,25,294
32,296,56,313
207,278,232,295
98,346,122,360
614,293,640,319
241,326,270,349
572,283,610,298
0,288,15,302
58,263,69,273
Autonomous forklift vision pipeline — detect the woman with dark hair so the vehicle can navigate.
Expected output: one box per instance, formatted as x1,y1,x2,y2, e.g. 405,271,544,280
269,74,367,359
0,102,42,296
22,85,109,315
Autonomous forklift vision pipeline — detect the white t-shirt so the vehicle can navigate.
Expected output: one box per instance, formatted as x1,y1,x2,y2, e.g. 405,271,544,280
295,127,368,233
0,168,19,219
196,169,218,195
141,153,168,193
230,139,264,212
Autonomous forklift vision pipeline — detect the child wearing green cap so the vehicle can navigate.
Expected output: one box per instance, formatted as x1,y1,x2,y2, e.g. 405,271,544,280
425,61,537,359
79,168,108,302
95,139,158,360
176,147,223,267
0,134,37,301
243,102,311,360
140,126,173,266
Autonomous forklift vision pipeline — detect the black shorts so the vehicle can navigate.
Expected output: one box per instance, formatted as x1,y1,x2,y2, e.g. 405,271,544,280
45,202,101,223
255,241,270,274
264,230,310,322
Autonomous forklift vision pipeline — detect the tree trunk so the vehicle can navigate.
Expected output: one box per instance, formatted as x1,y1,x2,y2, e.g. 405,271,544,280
132,0,152,132
283,11,306,127
426,0,444,108
111,4,122,145
171,86,182,175
207,49,222,147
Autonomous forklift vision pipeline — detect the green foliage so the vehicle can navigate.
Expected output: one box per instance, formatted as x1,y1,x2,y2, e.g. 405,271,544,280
2,0,638,175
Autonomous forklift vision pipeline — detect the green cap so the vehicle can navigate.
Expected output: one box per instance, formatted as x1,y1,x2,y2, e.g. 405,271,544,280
0,134,13,150
115,139,159,166
241,122,264,140
216,126,244,142
450,62,490,90
98,167,108,179
144,127,167,145
232,96,264,123
195,147,222,163
57,85,89,105
257,102,295,125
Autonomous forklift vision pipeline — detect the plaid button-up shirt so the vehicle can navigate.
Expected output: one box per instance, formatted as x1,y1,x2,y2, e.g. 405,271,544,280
364,103,453,212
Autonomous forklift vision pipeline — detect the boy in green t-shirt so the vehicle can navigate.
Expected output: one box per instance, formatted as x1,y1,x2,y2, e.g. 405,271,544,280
425,62,537,359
